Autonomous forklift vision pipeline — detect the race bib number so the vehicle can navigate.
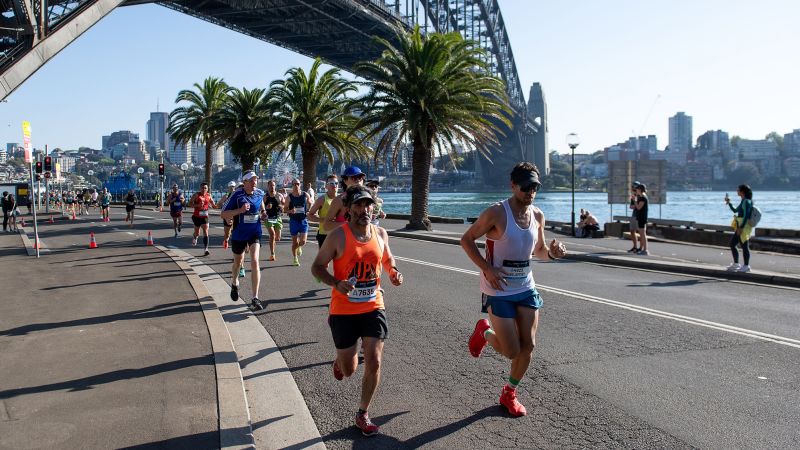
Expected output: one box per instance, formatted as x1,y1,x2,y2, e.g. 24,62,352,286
502,260,531,287
198,210,209,217
347,277,378,303
242,214,259,224
267,218,279,224
293,206,305,215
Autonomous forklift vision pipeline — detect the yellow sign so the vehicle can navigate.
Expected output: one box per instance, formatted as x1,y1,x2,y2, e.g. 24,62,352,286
55,162,61,181
22,121,32,163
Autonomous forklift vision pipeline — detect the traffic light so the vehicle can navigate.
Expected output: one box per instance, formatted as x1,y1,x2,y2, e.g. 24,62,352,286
44,156,52,172
158,163,165,176
35,161,42,174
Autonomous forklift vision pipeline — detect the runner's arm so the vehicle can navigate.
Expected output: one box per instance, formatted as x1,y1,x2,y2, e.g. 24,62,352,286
311,228,351,294
378,227,403,286
323,196,345,231
307,196,325,223
533,209,566,261
220,194,244,221
461,205,508,290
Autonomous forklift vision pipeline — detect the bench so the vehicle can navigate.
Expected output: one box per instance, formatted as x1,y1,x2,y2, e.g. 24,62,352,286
649,218,695,229
612,215,631,222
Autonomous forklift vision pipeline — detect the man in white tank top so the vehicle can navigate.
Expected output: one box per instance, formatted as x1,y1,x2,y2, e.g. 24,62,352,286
460,162,567,417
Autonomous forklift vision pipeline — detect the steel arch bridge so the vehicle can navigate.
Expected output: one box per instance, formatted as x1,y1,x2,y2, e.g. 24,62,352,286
0,0,546,182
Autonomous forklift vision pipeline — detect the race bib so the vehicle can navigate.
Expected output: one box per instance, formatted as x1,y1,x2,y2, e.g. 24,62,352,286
347,277,378,303
174,201,181,208
242,214,259,224
267,218,279,224
198,210,209,217
503,260,531,287
293,206,306,215
126,201,134,206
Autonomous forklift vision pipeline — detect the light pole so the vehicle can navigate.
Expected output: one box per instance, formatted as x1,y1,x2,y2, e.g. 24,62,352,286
157,149,165,212
566,133,581,237
137,167,144,202
180,163,189,192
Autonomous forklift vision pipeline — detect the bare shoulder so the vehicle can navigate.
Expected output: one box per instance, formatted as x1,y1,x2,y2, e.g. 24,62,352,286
533,206,545,224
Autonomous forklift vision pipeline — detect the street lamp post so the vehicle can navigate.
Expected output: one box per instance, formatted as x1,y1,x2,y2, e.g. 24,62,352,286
137,167,144,203
566,133,581,237
180,163,189,192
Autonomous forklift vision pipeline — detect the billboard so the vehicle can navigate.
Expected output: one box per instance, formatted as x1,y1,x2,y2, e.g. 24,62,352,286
22,121,32,163
607,160,666,204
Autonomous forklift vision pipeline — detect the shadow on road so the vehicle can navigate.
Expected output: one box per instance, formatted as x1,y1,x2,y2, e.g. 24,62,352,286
117,430,218,450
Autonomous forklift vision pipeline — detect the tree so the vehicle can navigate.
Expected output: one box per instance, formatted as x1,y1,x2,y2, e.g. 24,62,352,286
765,131,784,151
731,135,741,148
168,77,232,187
259,58,369,188
215,87,270,173
355,26,512,230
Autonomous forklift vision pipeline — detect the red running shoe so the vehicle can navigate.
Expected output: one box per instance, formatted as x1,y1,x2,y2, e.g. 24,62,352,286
468,319,491,357
355,411,379,436
332,361,344,381
499,386,527,417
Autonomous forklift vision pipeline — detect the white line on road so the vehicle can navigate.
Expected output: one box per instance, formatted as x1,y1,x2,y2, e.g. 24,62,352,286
394,256,800,350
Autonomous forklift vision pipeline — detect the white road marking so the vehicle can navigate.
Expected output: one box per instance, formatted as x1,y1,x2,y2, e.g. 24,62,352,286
394,256,800,350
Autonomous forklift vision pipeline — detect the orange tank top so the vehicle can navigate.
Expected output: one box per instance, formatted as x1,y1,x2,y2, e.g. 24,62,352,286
330,223,385,315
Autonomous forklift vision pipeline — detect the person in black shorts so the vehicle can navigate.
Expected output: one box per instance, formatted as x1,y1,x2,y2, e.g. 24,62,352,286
633,183,649,255
124,190,137,227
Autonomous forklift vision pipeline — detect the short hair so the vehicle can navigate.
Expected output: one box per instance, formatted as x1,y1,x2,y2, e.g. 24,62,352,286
200,182,209,187
738,184,753,200
510,162,540,183
326,174,338,182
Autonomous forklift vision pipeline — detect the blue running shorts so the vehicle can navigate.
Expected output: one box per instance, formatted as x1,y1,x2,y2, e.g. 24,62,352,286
481,288,543,318
289,218,309,236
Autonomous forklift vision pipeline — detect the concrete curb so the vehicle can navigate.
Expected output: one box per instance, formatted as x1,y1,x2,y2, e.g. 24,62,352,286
386,230,800,289
161,247,326,450
156,245,255,450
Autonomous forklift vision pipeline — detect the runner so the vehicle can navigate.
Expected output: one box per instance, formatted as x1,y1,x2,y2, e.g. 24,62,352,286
124,189,137,227
305,182,316,204
219,181,238,249
323,166,365,232
90,189,99,212
284,178,311,266
190,182,217,256
75,189,85,216
167,184,185,237
308,174,339,247
82,189,91,215
263,180,283,261
65,190,75,217
100,188,111,222
460,162,567,417
366,180,386,226
221,171,267,310
310,185,404,437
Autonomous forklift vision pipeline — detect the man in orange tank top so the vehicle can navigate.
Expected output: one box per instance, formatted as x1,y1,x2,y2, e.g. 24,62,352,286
461,162,567,417
311,185,403,437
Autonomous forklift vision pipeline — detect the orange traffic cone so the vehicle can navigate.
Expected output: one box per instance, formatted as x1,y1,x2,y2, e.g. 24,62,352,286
89,232,98,249
20,217,26,227
146,231,154,246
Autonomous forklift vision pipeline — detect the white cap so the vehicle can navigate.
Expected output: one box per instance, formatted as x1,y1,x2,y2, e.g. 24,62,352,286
242,171,257,181
227,181,237,187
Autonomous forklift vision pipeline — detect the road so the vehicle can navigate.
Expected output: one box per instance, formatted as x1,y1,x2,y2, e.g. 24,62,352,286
31,207,800,449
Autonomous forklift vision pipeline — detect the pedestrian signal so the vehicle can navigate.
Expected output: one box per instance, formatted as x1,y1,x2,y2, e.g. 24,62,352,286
35,161,43,174
44,156,52,172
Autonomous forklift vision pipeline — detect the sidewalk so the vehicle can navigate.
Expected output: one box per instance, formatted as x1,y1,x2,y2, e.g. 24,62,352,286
0,231,218,449
379,218,800,288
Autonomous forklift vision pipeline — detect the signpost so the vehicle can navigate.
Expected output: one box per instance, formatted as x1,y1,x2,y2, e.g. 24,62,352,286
607,160,667,219
22,121,39,258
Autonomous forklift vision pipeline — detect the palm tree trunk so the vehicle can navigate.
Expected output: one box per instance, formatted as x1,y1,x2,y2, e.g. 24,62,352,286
301,143,318,191
408,135,432,231
204,140,213,186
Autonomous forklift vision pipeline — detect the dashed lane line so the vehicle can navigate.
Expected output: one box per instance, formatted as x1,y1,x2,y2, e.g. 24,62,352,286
394,256,800,350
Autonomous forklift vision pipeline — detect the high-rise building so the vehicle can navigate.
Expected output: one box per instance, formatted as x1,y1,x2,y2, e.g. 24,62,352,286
527,82,550,175
103,131,139,151
169,139,192,165
0,147,6,163
146,112,170,153
6,143,19,154
668,112,693,153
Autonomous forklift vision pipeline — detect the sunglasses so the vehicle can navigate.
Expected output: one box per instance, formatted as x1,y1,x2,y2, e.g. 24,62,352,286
519,182,541,193
327,182,338,186
292,182,300,185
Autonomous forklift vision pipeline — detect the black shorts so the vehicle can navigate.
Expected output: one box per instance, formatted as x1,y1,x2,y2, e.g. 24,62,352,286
316,233,327,247
637,218,647,229
192,216,209,227
231,235,261,255
328,309,388,349
125,205,135,212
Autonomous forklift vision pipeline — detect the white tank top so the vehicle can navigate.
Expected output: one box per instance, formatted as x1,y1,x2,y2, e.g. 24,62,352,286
480,199,538,296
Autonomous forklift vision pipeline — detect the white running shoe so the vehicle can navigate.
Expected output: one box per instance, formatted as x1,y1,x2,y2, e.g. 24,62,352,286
725,263,741,271
739,265,751,273
192,237,198,246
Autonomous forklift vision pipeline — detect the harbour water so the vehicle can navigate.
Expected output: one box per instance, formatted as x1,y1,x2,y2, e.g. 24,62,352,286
378,191,799,230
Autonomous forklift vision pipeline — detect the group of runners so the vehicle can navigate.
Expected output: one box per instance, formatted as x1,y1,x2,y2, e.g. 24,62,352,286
196,162,566,436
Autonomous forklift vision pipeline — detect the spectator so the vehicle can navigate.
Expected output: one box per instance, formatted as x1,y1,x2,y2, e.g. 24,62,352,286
632,184,649,255
725,185,754,273
7,194,18,232
2,191,11,232
627,182,641,252
578,209,600,238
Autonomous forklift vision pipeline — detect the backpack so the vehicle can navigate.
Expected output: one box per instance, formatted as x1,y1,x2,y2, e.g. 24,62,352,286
748,205,762,227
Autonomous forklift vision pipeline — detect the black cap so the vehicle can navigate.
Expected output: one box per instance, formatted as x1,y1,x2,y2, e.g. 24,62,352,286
345,186,376,206
632,180,642,188
512,170,541,191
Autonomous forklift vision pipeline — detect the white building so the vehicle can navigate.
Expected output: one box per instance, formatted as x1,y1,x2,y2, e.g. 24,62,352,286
737,139,781,177
169,139,192,165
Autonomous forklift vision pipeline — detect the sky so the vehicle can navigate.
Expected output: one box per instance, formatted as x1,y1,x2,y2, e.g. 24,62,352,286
1,0,798,154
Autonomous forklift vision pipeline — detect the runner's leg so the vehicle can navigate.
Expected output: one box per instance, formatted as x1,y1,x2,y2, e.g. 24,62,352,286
509,306,539,381
268,226,276,257
336,342,360,378
485,310,521,359
249,242,261,299
201,223,210,252
360,337,384,411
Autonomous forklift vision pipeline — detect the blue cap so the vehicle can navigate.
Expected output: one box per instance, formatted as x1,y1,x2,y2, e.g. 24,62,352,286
342,166,364,177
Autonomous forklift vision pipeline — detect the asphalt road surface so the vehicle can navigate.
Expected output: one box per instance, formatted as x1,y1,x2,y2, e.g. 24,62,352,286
36,207,800,449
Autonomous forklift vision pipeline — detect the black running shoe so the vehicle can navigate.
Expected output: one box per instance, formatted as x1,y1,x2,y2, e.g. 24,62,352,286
251,298,265,310
230,284,239,301
204,250,210,257
627,247,639,253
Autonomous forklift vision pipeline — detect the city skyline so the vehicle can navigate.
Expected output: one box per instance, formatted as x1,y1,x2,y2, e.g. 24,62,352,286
0,1,798,155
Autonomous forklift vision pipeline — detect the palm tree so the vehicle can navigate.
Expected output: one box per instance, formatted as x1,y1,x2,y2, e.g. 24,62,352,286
168,77,232,187
215,87,270,173
259,58,370,188
355,27,512,230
